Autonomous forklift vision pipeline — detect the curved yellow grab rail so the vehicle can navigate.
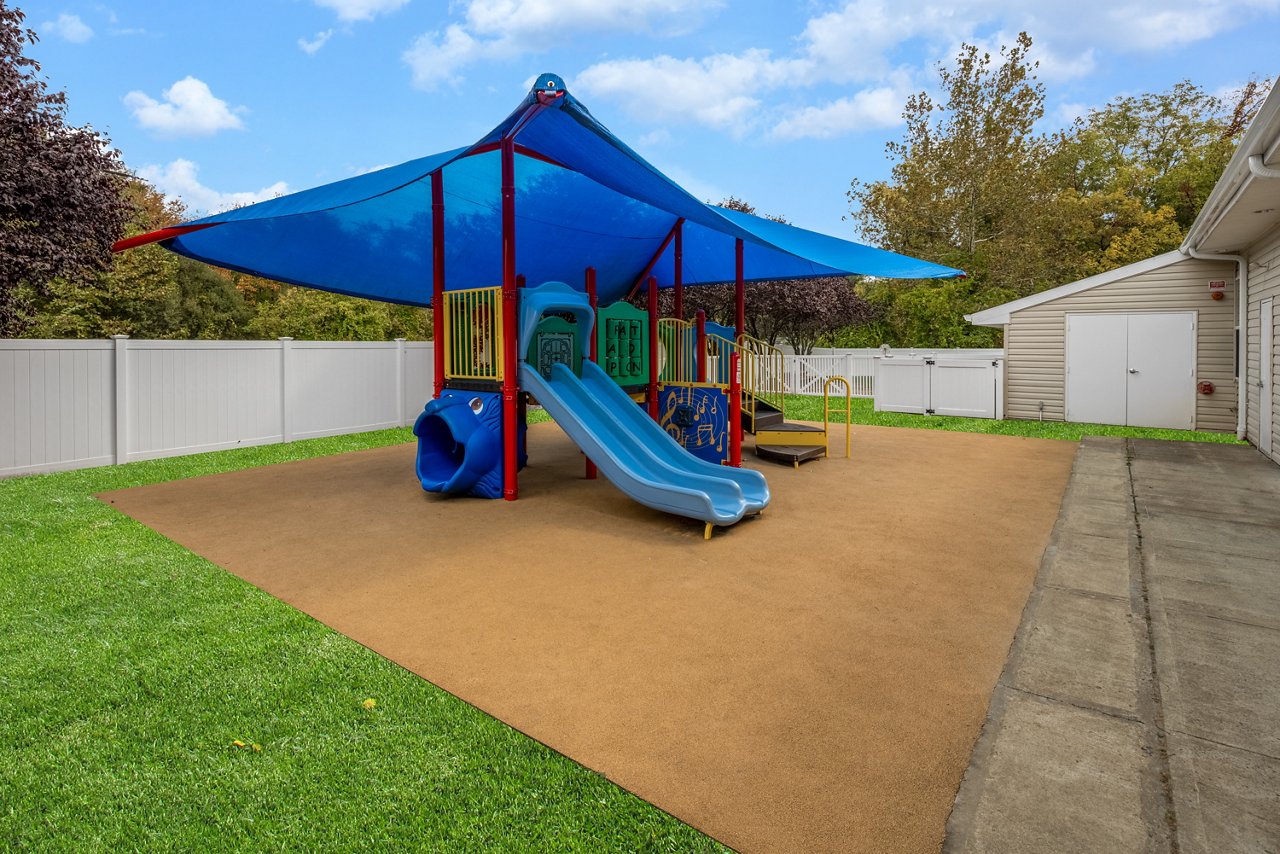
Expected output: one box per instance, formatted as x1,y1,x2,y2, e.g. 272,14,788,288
823,376,852,459
736,333,785,423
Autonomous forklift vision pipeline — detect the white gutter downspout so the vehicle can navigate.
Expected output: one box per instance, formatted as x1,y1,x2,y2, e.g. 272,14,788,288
1184,245,1247,439
1249,154,1280,179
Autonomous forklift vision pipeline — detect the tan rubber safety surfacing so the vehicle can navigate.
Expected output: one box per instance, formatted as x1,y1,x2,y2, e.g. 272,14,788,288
98,422,1075,853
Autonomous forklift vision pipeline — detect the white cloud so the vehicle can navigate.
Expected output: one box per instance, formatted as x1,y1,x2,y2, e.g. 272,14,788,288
313,0,408,22
137,160,288,216
124,77,245,137
404,25,483,90
298,29,334,54
637,128,672,147
41,13,94,43
403,0,721,90
577,51,803,135
465,0,704,39
1052,101,1090,127
772,87,905,140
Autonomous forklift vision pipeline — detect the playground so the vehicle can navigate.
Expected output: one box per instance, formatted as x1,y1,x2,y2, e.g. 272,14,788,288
98,422,1076,852
67,72,1078,849
114,72,965,542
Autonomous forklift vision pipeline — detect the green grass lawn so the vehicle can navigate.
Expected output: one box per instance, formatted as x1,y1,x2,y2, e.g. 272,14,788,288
0,432,723,853
780,395,1244,444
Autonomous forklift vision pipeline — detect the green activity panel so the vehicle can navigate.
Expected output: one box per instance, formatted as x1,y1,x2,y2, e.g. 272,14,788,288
596,300,649,386
526,315,583,379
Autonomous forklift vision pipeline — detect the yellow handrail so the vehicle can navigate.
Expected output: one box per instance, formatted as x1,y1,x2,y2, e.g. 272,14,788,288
823,376,852,459
442,286,503,381
736,333,785,426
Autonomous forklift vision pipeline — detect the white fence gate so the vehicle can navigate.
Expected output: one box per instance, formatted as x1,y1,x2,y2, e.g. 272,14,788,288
785,354,876,397
873,356,1004,419
781,349,1005,399
0,337,435,478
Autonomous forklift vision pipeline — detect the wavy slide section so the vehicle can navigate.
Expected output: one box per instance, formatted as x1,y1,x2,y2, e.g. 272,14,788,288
520,361,769,528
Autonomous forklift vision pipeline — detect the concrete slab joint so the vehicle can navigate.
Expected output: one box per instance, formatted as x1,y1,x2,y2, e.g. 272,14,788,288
946,438,1280,854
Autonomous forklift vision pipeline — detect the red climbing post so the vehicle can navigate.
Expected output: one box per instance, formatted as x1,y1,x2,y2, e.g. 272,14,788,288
500,137,519,501
431,170,445,399
584,267,598,480
734,237,745,339
729,352,742,467
673,219,684,321
647,275,659,421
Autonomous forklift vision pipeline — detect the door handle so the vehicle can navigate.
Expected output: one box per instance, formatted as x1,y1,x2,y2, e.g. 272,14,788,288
1128,368,1139,374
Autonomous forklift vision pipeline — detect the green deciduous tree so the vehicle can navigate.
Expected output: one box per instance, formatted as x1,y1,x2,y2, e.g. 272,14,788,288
245,286,431,341
26,181,250,339
843,32,1271,348
650,197,872,352
850,32,1050,294
1,2,130,334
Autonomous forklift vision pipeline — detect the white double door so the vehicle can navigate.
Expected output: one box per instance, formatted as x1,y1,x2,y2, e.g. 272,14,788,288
1066,312,1195,429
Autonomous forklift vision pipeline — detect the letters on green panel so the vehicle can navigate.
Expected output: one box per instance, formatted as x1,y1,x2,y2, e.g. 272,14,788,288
595,300,649,386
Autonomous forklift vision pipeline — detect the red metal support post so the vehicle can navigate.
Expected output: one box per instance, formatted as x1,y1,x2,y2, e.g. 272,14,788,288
695,309,707,384
673,219,684,321
500,138,519,501
729,352,742,467
733,238,745,465
734,237,745,339
516,273,527,464
647,275,659,421
431,170,446,399
584,267,599,480
626,217,684,301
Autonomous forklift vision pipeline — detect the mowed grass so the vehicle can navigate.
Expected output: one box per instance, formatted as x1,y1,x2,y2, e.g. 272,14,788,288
780,395,1245,444
0,430,724,853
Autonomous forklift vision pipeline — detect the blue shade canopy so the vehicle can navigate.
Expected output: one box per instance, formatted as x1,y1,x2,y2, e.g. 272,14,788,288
127,73,963,306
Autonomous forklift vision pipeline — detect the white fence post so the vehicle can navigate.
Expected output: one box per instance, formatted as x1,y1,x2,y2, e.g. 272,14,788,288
112,335,129,464
395,338,406,427
995,358,1005,421
279,337,293,443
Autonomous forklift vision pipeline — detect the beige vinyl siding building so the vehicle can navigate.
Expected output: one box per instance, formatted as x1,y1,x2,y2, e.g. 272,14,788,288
967,252,1238,431
1178,81,1280,461
971,81,1280,458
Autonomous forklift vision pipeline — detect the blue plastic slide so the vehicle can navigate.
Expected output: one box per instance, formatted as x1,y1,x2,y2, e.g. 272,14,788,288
521,360,770,528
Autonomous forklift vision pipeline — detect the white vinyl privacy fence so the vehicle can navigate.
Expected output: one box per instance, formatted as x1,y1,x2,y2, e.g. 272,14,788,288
782,348,1004,399
0,337,434,478
873,356,1004,419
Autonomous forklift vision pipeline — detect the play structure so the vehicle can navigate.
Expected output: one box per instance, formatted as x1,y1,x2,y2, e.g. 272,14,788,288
114,73,963,537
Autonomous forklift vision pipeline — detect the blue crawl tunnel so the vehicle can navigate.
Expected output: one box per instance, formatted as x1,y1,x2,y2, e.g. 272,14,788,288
413,391,506,499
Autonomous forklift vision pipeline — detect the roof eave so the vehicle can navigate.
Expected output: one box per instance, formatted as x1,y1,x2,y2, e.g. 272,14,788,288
963,250,1188,325
1183,83,1280,253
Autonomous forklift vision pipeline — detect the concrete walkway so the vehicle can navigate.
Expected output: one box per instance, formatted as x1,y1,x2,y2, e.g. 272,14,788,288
946,437,1280,854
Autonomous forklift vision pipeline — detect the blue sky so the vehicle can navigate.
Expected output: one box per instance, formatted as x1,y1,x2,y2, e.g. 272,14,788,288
24,0,1280,236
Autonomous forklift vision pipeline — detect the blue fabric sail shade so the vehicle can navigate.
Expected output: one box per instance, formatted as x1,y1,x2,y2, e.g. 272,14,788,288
138,73,963,307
